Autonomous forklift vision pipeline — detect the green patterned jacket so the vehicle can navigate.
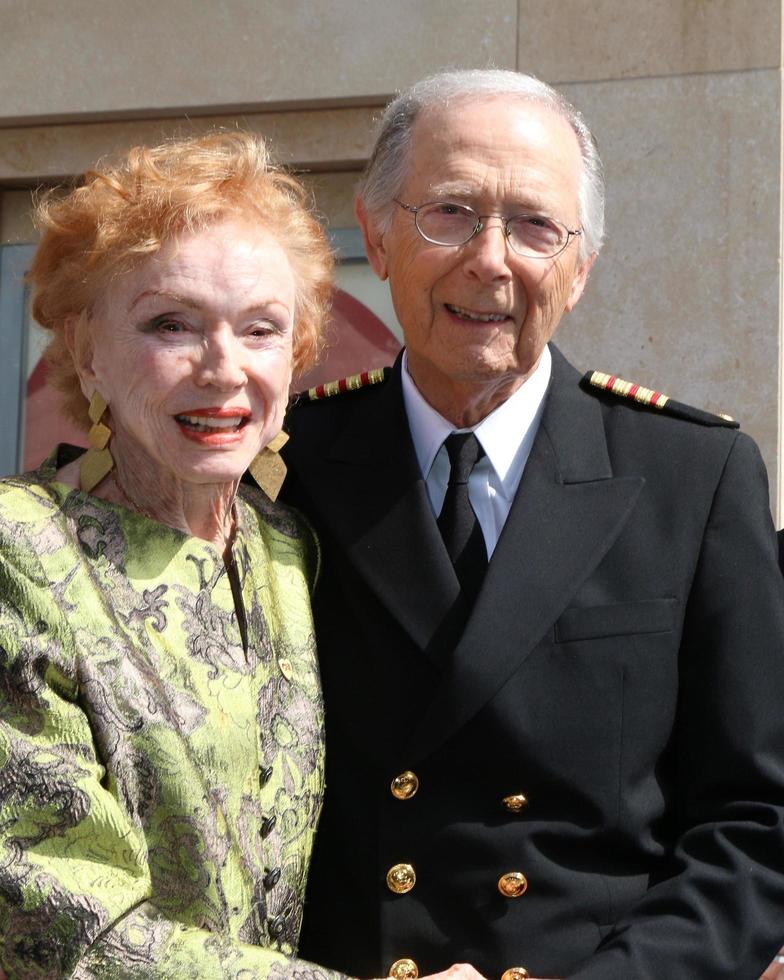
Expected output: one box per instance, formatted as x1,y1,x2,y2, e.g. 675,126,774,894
0,451,345,980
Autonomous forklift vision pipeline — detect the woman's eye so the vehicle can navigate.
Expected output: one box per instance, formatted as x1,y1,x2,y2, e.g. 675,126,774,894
150,315,187,333
248,320,282,338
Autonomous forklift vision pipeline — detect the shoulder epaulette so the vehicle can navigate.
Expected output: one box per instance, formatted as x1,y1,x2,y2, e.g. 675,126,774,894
582,370,739,429
302,368,389,402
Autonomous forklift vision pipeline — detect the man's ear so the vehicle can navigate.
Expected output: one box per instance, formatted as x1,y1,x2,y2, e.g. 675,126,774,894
64,312,99,402
564,252,598,313
356,197,389,281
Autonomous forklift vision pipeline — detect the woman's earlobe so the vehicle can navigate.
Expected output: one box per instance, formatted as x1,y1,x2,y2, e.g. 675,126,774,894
65,312,98,396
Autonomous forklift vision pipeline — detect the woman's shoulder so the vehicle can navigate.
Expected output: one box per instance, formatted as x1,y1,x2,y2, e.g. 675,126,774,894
238,481,313,541
0,447,78,525
237,482,320,586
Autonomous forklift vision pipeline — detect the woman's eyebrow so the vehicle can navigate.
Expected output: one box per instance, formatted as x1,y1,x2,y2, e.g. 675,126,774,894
129,289,199,312
129,289,292,320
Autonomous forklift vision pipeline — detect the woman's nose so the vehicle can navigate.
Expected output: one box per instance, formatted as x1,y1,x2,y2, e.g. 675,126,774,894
195,332,246,389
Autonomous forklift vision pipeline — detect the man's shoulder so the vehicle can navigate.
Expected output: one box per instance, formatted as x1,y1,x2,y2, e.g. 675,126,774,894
286,366,394,436
292,368,391,406
579,369,740,431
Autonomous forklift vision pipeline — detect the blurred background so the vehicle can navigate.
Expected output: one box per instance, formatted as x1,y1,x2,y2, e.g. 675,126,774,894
1,0,782,514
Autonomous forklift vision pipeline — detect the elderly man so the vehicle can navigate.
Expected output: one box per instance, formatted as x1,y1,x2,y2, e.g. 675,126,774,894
283,70,784,980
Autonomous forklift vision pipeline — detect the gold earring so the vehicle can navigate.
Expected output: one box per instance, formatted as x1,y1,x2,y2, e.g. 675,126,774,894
248,431,289,501
80,392,114,492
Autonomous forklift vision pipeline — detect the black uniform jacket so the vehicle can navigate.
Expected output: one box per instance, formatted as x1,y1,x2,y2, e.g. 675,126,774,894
283,345,784,980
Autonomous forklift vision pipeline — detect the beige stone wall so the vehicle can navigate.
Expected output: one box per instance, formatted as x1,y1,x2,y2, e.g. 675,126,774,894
515,0,783,511
557,68,782,495
3,1,518,123
2,0,782,510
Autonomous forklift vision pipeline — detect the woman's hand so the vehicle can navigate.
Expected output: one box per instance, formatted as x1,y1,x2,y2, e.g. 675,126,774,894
420,970,559,980
421,967,488,980
761,949,784,980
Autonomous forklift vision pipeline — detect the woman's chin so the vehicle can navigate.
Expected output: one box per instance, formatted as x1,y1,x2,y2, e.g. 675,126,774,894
159,453,254,488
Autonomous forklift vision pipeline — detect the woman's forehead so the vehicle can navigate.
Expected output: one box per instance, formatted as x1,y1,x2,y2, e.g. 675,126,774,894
100,220,297,313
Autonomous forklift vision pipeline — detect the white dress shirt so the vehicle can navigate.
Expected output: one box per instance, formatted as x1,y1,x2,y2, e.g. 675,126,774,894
401,346,552,558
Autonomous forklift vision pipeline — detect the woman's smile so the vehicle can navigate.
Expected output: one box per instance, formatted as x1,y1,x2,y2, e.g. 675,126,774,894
174,406,252,443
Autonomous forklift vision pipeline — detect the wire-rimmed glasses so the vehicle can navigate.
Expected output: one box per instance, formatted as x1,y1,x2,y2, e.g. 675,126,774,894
394,199,581,259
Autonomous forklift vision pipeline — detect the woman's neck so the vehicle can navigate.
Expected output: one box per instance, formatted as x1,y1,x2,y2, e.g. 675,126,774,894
112,454,238,555
57,434,239,555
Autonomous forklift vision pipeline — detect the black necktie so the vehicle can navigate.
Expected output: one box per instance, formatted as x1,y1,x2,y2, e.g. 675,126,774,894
437,432,487,603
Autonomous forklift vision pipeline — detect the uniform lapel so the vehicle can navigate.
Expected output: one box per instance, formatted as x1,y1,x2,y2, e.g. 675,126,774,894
406,346,645,762
302,361,461,666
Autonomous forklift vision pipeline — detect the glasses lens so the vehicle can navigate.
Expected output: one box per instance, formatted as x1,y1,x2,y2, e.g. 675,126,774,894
416,203,477,245
507,215,568,257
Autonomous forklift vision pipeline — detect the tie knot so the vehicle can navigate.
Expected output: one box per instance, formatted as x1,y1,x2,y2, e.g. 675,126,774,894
443,432,483,485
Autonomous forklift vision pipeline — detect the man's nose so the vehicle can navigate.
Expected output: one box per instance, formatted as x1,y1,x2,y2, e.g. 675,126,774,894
463,217,513,281
195,330,246,388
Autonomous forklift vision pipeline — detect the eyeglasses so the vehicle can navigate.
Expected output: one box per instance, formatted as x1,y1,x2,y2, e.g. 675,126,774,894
394,199,582,259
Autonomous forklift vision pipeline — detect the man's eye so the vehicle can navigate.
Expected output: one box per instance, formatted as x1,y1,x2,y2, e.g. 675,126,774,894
433,203,465,216
521,216,552,229
513,215,561,239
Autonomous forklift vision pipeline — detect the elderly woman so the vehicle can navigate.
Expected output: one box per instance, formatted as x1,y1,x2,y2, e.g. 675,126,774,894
0,132,341,979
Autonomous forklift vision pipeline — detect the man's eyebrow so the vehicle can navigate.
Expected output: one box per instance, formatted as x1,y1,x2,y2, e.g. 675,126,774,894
426,183,475,200
425,185,553,213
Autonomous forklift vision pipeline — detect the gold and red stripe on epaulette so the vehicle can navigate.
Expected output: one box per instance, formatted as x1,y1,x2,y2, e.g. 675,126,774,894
588,371,669,409
307,368,387,401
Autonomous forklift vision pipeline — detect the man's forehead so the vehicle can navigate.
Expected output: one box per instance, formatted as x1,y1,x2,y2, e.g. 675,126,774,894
412,94,576,149
405,95,583,206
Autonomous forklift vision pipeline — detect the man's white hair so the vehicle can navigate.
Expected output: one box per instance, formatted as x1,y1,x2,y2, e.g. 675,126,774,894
358,69,605,261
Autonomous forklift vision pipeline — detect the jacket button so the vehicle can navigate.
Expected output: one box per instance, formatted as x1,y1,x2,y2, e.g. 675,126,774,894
263,867,281,890
260,815,277,838
502,793,528,813
259,766,273,787
268,914,286,938
498,872,528,898
386,863,416,894
389,958,419,978
391,771,419,800
501,969,529,980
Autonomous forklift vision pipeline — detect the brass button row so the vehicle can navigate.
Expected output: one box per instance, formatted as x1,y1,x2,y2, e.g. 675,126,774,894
390,772,528,814
386,863,526,900
388,962,528,979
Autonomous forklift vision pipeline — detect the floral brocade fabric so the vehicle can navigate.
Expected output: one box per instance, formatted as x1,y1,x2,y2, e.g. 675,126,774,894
0,452,343,980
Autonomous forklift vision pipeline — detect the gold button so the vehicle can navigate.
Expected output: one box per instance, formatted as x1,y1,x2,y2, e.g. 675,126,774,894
502,793,528,813
391,771,420,800
501,969,529,980
389,958,419,979
386,863,416,894
498,872,528,898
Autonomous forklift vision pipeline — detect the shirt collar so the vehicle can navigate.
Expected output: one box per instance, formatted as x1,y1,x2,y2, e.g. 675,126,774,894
401,345,552,489
401,351,453,479
476,345,551,494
